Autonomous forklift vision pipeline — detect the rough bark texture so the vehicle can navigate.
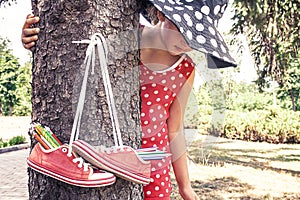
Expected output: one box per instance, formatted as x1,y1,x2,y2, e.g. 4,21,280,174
29,0,142,199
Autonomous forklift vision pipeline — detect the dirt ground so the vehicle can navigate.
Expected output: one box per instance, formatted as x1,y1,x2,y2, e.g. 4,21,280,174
171,130,300,199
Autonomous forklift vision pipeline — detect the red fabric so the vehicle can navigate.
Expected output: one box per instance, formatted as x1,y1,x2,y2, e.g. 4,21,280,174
140,55,195,198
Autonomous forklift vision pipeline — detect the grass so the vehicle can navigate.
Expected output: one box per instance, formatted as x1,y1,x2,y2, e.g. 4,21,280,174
170,133,300,199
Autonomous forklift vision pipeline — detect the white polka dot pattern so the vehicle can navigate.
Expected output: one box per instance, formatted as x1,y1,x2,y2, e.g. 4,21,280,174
184,13,193,27
201,5,210,15
173,14,181,22
195,10,202,20
141,55,195,198
196,23,204,31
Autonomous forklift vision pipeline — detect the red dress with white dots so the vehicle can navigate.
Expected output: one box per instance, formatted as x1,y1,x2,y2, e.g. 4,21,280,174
140,54,195,199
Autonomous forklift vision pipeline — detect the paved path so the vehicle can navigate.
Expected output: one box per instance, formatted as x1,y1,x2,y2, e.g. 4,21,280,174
0,148,29,200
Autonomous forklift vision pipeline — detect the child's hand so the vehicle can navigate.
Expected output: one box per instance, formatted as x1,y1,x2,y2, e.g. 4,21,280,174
179,185,200,200
21,14,40,50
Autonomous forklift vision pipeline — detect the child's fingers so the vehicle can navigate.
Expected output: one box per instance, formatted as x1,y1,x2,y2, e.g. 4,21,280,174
21,34,39,50
21,14,40,50
21,27,39,46
23,41,36,49
22,27,40,37
23,15,40,29
26,14,34,19
22,34,39,45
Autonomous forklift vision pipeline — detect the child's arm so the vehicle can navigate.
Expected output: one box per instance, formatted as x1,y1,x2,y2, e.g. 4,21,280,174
167,69,199,200
21,14,40,49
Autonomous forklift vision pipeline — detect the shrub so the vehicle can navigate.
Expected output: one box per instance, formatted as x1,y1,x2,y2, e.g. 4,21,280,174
8,136,26,146
0,136,26,148
185,79,300,144
0,138,9,148
220,108,300,144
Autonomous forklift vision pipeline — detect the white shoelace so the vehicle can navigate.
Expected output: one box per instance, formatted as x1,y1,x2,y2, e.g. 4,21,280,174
72,157,89,171
68,33,123,156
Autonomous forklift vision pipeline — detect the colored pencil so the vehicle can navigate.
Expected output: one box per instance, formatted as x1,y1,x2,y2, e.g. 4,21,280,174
33,132,50,150
45,126,62,146
35,125,58,148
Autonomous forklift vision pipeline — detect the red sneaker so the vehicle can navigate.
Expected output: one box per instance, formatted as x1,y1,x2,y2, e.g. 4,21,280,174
27,143,116,187
72,140,151,185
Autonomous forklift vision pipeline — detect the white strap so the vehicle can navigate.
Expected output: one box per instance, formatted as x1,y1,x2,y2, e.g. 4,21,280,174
96,34,123,148
68,33,123,156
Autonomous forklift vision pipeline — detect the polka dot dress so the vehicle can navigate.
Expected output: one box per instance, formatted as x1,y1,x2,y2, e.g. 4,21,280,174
140,54,195,199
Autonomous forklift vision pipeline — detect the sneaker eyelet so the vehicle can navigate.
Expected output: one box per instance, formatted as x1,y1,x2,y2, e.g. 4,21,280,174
62,148,68,153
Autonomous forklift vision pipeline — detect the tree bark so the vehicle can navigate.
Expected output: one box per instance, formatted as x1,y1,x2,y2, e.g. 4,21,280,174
291,91,296,112
0,101,2,116
29,0,142,199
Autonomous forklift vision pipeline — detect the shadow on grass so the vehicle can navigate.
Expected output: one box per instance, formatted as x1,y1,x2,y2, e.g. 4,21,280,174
188,139,300,177
171,176,300,200
171,176,253,200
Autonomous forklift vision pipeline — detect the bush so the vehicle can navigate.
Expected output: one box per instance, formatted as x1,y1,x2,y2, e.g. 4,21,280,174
0,136,26,148
0,138,9,148
188,107,300,144
220,108,300,144
8,136,26,146
185,78,300,144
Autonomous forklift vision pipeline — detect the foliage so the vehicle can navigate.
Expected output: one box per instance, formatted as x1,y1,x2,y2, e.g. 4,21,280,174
8,135,26,146
0,37,32,116
184,63,227,131
0,138,8,147
225,81,274,111
222,108,300,144
0,37,19,115
277,58,300,111
0,135,26,148
13,61,32,116
230,0,300,110
185,76,300,143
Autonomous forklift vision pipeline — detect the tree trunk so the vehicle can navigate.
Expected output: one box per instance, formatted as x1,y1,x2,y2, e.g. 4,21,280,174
9,96,13,116
291,91,296,111
29,0,142,199
0,101,2,116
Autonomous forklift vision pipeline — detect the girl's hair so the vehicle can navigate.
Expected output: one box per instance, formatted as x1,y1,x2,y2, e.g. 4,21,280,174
140,1,159,25
146,6,159,25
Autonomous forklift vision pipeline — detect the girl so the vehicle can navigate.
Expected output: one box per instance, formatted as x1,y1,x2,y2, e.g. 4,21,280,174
139,9,198,200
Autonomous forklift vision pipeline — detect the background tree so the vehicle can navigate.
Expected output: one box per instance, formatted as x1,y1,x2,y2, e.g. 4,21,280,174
14,61,32,116
0,38,32,116
0,37,20,116
277,59,300,111
13,0,142,199
230,0,300,110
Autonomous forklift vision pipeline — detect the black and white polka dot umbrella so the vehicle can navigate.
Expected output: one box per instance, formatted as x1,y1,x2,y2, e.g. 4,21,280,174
148,0,237,68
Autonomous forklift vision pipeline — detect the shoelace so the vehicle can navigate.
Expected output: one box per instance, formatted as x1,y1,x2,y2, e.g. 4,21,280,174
68,33,123,157
72,157,89,172
63,146,90,171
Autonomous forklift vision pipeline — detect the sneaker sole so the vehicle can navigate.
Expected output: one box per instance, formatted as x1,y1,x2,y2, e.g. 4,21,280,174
72,141,150,185
27,159,116,187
